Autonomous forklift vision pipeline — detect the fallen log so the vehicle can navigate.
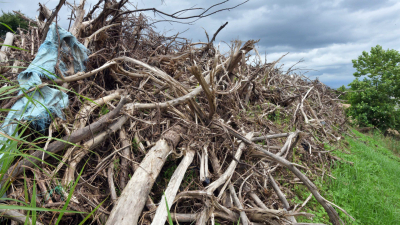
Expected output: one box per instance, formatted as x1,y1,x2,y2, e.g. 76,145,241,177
196,132,253,224
229,184,250,225
251,133,290,142
0,1,351,223
0,32,15,58
206,133,254,194
151,147,195,225
106,125,186,225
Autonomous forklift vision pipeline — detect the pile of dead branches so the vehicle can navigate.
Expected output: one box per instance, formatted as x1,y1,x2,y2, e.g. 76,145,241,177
0,1,350,225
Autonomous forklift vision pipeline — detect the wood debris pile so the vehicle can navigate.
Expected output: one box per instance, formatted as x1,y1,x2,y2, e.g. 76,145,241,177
0,1,350,225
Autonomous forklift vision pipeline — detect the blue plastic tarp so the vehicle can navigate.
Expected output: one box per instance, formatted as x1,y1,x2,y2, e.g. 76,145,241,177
0,23,89,188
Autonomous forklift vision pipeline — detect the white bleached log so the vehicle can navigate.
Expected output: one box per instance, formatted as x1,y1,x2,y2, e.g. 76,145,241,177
151,148,195,225
106,125,186,225
0,32,15,62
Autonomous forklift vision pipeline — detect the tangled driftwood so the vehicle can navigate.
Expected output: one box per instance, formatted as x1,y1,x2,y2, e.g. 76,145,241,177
0,1,351,224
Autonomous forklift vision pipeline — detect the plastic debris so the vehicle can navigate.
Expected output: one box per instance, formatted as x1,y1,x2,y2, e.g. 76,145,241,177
0,23,88,173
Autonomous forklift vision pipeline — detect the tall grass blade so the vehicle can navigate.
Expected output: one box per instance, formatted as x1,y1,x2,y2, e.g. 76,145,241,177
31,177,37,225
78,197,107,225
55,159,88,224
164,192,173,225
0,22,15,33
0,44,29,51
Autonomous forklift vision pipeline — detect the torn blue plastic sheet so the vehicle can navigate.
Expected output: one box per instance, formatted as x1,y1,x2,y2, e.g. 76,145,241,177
0,23,89,189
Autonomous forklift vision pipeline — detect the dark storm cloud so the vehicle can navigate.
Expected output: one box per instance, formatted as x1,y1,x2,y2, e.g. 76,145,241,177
2,0,400,88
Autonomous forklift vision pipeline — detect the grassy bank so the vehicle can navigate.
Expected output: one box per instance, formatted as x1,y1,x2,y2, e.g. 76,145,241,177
297,130,400,224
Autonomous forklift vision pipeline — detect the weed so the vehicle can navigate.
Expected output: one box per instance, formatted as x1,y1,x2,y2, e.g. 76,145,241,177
164,164,178,179
132,138,138,150
113,158,120,173
181,169,196,189
100,104,109,115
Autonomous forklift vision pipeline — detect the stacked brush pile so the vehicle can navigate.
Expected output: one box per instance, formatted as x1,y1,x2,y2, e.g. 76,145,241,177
0,1,351,224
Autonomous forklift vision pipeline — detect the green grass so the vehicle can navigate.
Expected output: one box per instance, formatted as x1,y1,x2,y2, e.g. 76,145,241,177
329,130,400,225
296,129,400,224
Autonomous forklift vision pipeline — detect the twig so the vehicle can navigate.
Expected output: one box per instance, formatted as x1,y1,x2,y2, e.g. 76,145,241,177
108,157,118,204
41,0,67,43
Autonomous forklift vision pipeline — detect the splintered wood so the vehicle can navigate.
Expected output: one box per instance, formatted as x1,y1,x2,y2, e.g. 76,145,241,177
0,1,351,225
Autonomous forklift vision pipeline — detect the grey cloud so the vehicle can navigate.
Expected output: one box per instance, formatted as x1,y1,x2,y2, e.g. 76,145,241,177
2,0,400,88
339,0,392,11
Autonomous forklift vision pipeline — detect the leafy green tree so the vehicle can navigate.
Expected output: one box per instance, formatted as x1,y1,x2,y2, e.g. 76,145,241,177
0,11,29,36
348,45,400,130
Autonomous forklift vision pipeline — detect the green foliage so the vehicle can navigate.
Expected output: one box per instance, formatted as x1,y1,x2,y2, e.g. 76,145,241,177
348,45,400,131
55,159,88,224
337,85,349,101
113,158,120,173
164,164,177,179
131,138,138,150
267,107,290,127
0,11,29,36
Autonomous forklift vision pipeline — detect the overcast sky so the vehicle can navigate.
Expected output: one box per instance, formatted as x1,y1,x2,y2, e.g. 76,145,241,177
2,0,400,88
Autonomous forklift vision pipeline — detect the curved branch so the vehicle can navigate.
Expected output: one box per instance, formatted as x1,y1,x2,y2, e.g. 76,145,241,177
115,0,249,22
54,61,117,83
84,23,120,47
